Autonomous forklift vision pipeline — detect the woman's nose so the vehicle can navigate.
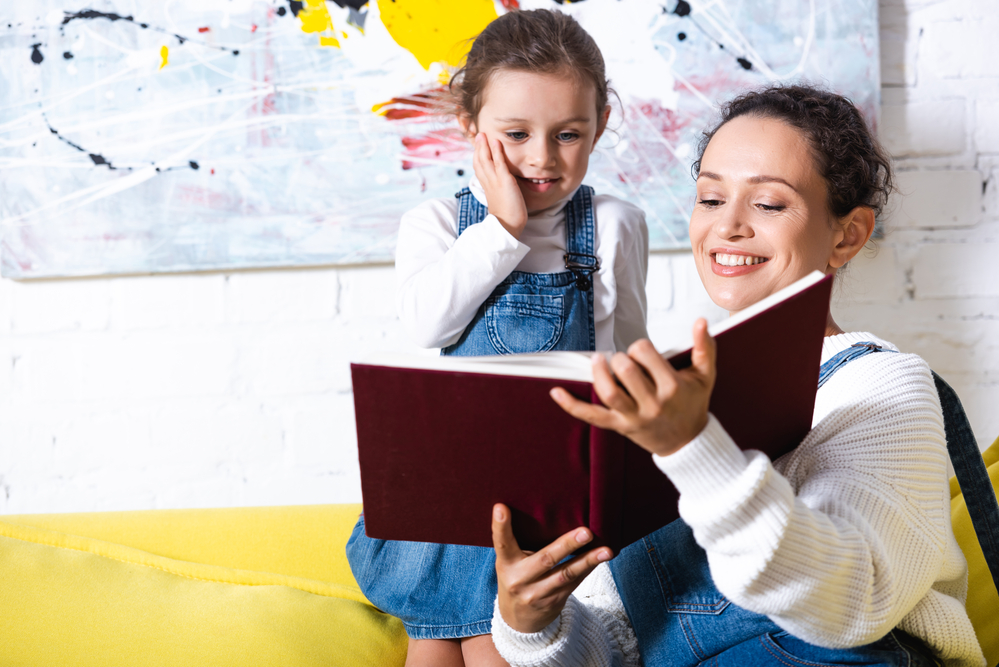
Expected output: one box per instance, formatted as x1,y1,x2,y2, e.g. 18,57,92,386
714,203,753,239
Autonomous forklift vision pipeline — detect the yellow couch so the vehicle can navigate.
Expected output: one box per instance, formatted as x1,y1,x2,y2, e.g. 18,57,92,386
2,438,996,666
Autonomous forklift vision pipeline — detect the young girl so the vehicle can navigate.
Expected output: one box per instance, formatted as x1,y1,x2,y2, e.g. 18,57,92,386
346,9,649,667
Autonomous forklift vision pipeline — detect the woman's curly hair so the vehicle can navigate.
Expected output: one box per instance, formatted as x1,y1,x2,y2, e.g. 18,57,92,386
693,85,894,219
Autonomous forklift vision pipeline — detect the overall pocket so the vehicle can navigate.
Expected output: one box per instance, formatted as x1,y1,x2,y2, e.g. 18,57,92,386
484,293,565,354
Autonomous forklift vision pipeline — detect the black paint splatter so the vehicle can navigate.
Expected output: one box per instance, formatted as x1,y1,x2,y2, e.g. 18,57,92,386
30,43,43,64
63,50,74,59
330,0,368,8
89,153,111,167
677,32,686,41
189,160,200,170
457,169,464,176
673,0,691,17
288,1,304,16
276,6,287,16
737,57,752,70
59,9,238,55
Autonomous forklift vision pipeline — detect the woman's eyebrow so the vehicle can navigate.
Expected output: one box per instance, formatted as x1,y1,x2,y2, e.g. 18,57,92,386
698,172,798,192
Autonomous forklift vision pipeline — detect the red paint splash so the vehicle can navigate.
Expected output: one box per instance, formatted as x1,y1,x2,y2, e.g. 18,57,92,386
400,129,469,170
499,0,520,9
251,23,258,33
198,26,210,33
374,88,471,170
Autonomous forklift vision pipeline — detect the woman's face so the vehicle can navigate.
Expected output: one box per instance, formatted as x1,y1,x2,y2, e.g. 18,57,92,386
689,115,842,314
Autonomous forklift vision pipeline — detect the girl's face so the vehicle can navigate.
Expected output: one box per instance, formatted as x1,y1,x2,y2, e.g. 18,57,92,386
462,69,609,213
689,115,848,314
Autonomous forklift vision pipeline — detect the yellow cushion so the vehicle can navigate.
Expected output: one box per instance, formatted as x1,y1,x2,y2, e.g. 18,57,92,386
950,437,999,667
0,504,407,666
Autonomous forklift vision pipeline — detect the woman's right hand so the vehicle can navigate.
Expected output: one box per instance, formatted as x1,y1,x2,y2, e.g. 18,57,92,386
492,503,612,634
473,133,528,239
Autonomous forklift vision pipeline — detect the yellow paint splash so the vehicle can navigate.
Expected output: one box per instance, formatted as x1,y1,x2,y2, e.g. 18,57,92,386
377,0,498,70
159,45,169,70
298,0,341,47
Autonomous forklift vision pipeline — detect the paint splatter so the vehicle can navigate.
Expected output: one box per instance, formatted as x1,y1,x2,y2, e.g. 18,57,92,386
737,57,753,70
377,0,497,70
30,43,43,64
159,45,169,69
63,51,74,59
198,26,210,33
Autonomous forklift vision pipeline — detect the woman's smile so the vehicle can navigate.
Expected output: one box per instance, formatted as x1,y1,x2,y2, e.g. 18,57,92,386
710,250,770,276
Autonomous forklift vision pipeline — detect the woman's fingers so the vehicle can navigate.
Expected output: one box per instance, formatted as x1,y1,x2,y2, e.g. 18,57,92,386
492,504,523,567
550,386,619,429
590,354,638,414
609,350,659,409
690,318,717,386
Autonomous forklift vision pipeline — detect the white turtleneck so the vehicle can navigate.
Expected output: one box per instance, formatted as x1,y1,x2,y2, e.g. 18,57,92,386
395,177,649,353
491,332,986,667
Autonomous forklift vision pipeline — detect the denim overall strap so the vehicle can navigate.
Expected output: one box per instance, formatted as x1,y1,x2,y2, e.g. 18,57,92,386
608,341,944,666
441,186,597,356
454,187,488,234
934,373,999,591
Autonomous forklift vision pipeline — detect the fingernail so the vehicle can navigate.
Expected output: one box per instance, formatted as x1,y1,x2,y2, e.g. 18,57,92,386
494,506,505,522
575,528,590,542
550,388,561,400
597,550,611,562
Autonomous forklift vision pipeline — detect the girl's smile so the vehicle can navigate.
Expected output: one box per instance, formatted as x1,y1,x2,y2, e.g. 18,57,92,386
461,69,608,213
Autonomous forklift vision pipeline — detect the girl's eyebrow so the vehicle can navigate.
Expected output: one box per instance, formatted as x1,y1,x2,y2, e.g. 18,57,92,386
493,116,592,124
698,172,798,192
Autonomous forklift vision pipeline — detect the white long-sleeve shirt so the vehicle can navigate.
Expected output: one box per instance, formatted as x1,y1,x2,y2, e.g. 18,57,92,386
395,178,649,353
491,332,986,667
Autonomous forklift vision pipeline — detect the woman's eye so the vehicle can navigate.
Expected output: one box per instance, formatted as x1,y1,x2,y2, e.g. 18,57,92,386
505,131,528,141
757,203,785,212
697,199,722,208
557,132,579,142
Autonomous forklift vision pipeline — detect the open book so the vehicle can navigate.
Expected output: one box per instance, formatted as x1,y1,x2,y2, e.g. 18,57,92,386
351,271,833,552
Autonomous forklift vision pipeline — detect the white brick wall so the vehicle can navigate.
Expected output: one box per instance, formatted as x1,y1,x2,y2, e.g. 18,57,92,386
0,0,996,514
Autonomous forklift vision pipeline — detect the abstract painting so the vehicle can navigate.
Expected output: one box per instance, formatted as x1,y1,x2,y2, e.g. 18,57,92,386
0,0,879,278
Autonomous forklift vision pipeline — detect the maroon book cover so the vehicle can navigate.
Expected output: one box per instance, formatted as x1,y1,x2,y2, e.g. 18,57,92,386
351,273,833,553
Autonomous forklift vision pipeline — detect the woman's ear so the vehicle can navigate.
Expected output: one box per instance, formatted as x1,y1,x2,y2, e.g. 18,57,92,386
829,206,876,269
592,105,611,148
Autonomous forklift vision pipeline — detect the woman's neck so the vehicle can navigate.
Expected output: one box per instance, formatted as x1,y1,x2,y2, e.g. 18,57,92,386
825,312,845,338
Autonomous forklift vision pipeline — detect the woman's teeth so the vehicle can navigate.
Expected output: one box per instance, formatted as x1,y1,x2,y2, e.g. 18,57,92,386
714,253,768,266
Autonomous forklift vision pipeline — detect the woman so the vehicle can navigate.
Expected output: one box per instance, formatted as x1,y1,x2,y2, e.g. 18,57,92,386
487,85,987,667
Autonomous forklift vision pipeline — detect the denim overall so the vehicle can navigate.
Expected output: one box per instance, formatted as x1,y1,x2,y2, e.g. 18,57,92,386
346,185,601,639
607,342,960,667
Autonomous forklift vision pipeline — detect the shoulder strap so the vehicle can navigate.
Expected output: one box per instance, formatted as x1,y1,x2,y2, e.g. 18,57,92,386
453,188,488,236
819,342,999,590
932,372,999,592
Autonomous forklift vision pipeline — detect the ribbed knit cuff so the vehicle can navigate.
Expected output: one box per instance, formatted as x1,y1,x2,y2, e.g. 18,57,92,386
491,598,563,654
491,596,617,667
652,413,749,499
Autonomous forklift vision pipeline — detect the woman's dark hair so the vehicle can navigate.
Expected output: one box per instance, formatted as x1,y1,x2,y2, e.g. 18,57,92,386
447,9,610,124
693,85,894,219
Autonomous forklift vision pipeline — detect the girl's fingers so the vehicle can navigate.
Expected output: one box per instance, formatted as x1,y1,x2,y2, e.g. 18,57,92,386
491,138,510,175
527,525,594,575
551,546,613,589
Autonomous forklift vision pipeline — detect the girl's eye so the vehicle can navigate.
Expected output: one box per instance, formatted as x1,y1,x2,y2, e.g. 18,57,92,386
697,198,723,208
557,132,579,142
505,131,528,141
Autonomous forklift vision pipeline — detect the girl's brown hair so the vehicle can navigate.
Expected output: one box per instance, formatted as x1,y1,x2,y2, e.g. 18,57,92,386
448,9,610,124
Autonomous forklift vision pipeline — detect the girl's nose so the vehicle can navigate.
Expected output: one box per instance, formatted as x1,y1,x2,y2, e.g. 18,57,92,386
527,139,557,168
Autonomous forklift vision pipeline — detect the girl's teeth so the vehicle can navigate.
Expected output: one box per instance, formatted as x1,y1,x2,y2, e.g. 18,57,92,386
715,253,767,267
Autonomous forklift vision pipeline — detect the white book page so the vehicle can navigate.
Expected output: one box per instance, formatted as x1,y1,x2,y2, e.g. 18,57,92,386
358,271,826,382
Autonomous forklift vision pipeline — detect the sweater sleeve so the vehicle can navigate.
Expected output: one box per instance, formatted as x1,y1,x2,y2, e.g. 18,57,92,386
490,564,640,667
395,198,530,349
652,351,960,649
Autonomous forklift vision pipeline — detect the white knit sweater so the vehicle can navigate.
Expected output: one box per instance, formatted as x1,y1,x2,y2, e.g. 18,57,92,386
491,332,986,667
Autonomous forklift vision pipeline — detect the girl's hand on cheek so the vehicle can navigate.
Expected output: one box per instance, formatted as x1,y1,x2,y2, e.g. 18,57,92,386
473,133,528,239
492,503,612,634
551,319,716,457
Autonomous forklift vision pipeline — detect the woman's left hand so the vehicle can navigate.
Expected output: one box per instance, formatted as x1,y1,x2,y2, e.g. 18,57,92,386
551,319,717,457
